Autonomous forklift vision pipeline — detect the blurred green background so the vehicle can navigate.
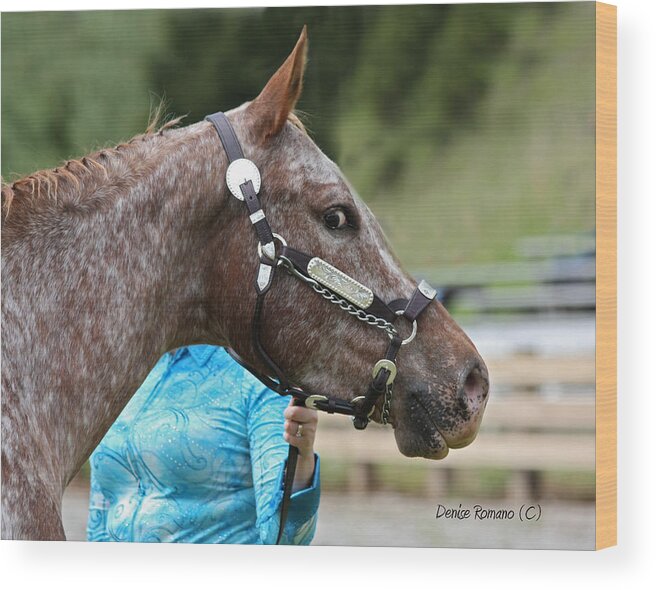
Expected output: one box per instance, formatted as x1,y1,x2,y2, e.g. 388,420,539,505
2,2,595,269
3,3,598,549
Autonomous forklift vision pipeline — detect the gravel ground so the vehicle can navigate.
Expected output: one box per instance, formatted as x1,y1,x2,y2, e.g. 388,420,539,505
63,480,594,549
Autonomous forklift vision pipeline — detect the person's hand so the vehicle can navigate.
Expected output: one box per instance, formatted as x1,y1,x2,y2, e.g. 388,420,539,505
283,399,319,492
283,399,318,458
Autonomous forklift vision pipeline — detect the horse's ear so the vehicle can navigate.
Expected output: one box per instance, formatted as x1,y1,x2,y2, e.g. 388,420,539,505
248,26,308,139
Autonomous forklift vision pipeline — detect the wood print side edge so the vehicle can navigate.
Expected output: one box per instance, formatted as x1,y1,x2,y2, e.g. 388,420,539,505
595,1,617,551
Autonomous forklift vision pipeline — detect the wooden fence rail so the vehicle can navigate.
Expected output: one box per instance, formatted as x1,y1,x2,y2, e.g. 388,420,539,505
315,395,594,500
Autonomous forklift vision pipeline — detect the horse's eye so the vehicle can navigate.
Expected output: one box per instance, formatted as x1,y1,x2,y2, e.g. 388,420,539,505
324,208,349,230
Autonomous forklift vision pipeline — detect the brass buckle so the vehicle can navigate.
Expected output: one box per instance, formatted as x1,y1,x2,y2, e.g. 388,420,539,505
304,394,328,410
350,395,375,418
372,359,397,386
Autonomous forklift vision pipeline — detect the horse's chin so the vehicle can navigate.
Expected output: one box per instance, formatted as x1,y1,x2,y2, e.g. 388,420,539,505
392,421,450,460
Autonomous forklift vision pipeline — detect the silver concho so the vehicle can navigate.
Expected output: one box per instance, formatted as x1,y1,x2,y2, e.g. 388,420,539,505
307,257,374,310
225,158,261,201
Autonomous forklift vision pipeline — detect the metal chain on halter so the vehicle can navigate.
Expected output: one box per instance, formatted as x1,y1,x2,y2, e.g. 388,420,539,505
278,255,399,338
381,384,393,425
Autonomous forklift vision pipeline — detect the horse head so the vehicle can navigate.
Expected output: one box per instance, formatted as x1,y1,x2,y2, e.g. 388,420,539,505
202,28,489,459
0,26,491,541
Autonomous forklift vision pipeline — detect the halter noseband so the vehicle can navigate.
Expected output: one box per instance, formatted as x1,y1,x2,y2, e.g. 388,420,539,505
206,111,436,430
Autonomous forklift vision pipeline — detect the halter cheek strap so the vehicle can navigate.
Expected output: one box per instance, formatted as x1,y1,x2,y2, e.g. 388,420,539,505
205,111,436,543
206,112,278,287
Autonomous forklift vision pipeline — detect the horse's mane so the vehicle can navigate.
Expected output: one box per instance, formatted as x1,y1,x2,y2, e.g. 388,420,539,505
1,104,186,217
2,107,308,219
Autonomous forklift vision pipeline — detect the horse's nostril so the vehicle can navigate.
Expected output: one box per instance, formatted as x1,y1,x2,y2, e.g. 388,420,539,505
463,365,489,402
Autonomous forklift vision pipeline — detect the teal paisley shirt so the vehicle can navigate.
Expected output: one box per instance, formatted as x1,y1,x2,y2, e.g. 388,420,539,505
87,346,320,544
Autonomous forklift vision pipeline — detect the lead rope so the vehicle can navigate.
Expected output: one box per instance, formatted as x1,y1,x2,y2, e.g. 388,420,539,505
276,398,304,544
255,286,300,546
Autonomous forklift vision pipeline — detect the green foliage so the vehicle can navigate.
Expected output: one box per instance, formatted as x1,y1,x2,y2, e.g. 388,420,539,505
2,11,169,176
2,3,595,268
332,2,595,268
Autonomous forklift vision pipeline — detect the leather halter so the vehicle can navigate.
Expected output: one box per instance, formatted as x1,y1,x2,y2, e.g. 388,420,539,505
205,112,436,542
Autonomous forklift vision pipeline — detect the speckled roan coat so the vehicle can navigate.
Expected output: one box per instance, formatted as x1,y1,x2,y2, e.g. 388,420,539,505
1,29,489,540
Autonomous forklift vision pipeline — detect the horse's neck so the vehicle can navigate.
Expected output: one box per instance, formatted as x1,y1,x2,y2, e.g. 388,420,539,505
2,125,231,492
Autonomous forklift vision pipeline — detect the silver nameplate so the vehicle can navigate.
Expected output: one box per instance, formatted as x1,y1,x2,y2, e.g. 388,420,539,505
307,257,374,310
256,263,273,293
417,279,437,300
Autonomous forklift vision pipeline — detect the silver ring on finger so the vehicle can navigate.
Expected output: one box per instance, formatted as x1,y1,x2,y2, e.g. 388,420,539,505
295,423,303,438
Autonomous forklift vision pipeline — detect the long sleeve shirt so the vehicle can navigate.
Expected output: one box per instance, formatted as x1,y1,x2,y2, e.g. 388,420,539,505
86,346,320,544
